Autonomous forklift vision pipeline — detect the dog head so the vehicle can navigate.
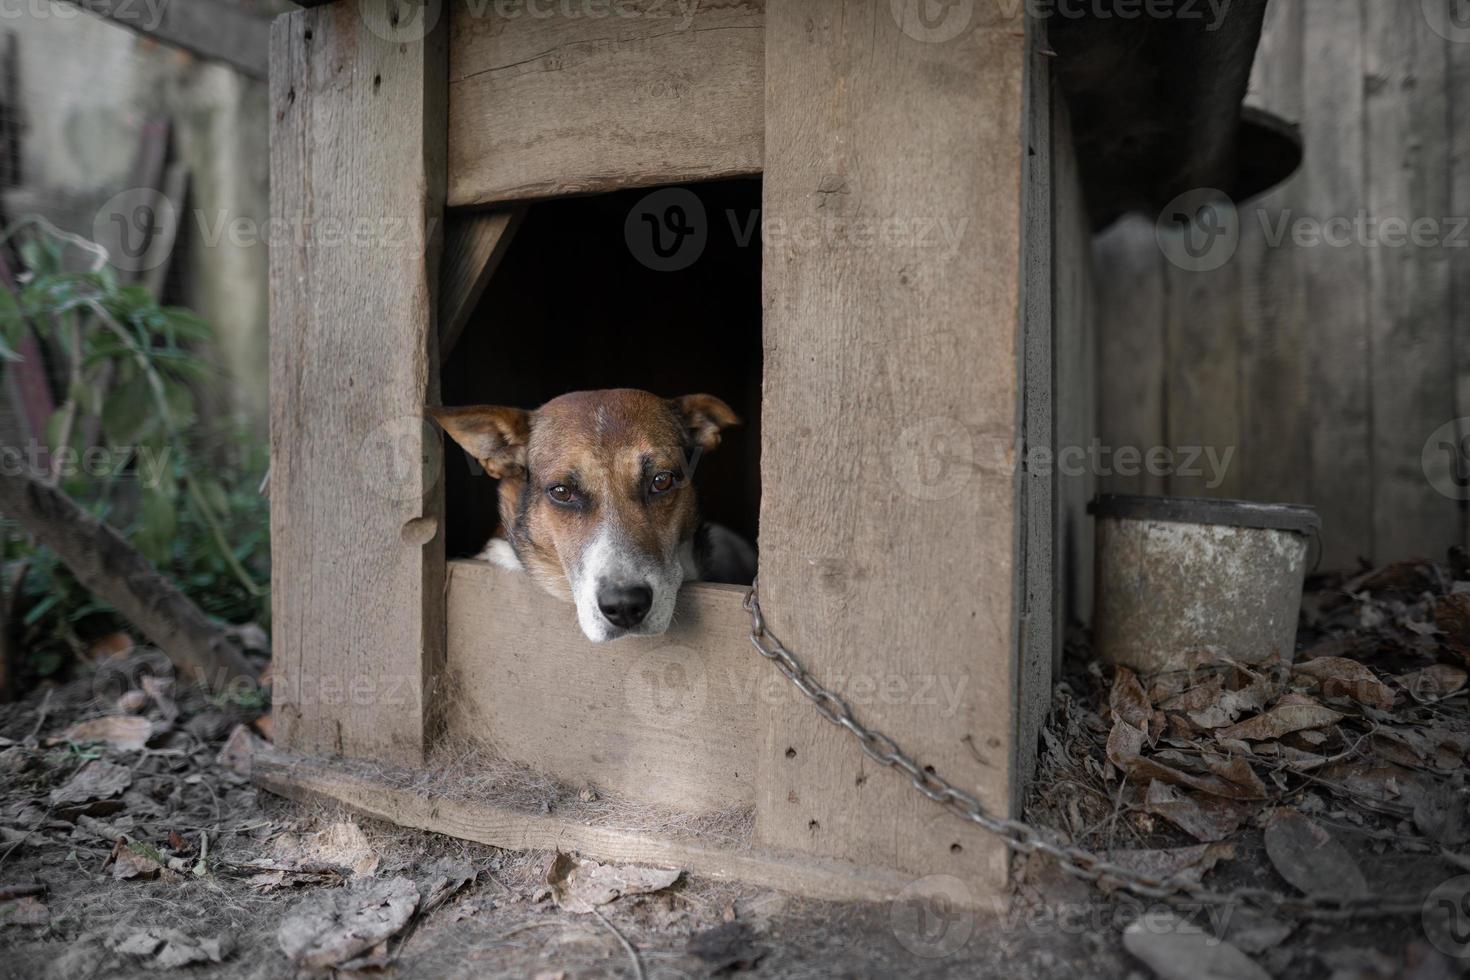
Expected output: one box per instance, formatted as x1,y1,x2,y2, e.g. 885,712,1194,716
433,389,739,642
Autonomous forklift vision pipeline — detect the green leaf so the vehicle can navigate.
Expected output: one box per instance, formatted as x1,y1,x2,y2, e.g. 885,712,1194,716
101,373,155,445
134,484,177,565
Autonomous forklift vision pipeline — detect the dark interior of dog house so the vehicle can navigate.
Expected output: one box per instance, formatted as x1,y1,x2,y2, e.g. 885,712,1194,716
440,179,764,561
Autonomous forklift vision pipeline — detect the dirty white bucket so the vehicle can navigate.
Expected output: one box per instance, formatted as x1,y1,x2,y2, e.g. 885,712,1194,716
1092,495,1320,674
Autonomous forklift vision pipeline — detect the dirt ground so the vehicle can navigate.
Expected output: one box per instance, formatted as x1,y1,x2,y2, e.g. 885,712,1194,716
2,559,1469,979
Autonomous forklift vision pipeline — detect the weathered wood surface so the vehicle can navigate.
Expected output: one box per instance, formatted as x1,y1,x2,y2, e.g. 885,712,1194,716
254,752,937,905
447,0,764,206
438,207,525,363
269,0,447,765
444,562,759,812
1095,0,1464,568
755,0,1024,892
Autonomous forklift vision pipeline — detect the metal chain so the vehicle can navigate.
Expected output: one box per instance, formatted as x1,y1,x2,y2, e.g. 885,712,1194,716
743,578,1426,920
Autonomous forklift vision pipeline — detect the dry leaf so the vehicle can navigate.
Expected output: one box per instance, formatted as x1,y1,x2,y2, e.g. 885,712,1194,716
1110,667,1163,744
1217,693,1343,742
268,822,380,878
112,842,165,881
1292,657,1394,710
1109,721,1265,800
1434,594,1470,664
1098,843,1234,895
1263,809,1367,898
55,716,152,753
50,760,132,806
110,928,227,968
1413,784,1470,848
1142,781,1251,842
141,675,179,723
252,714,274,742
687,921,766,972
1399,664,1468,702
546,852,681,914
1123,913,1271,980
277,876,419,970
116,691,149,714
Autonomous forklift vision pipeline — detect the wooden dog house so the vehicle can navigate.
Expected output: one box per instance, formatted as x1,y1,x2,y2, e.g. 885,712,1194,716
261,0,1276,903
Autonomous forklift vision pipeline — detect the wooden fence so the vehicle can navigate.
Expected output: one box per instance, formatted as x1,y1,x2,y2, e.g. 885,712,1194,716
1094,0,1470,570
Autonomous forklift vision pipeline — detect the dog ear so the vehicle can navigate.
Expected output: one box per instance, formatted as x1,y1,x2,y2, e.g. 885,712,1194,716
430,405,530,478
671,394,740,452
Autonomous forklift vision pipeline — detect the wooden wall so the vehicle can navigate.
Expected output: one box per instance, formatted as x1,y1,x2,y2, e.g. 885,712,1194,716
1095,0,1469,570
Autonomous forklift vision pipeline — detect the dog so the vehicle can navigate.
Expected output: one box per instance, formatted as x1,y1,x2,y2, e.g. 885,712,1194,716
432,389,756,643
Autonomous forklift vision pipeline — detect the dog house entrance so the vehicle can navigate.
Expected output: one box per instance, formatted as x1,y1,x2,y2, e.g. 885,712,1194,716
442,179,763,563
436,180,766,814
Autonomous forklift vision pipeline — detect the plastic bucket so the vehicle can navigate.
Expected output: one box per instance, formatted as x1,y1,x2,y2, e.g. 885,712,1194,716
1092,495,1320,673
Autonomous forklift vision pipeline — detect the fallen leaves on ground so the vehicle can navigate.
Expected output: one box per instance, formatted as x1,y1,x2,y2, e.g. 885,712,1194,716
1,896,49,927
686,921,766,972
52,716,153,753
49,760,132,806
1098,842,1234,894
545,852,681,914
277,876,419,970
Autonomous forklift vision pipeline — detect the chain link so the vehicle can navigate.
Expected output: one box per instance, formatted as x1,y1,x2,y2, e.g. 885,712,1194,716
744,578,1427,920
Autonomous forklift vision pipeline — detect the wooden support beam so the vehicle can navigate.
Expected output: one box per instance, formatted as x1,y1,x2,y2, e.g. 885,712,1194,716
755,0,1029,894
255,751,932,905
447,0,764,207
438,207,525,364
61,0,271,79
268,0,448,766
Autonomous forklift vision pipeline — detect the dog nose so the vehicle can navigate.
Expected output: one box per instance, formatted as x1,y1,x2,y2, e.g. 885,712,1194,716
597,583,653,629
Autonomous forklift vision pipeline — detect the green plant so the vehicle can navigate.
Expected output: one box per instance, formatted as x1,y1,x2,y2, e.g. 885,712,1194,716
0,217,269,677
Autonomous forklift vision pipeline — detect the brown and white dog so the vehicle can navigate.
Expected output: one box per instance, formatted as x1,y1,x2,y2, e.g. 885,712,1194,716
432,389,756,643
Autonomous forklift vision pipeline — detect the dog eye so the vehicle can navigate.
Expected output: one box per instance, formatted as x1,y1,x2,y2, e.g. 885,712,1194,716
649,471,677,495
547,484,575,504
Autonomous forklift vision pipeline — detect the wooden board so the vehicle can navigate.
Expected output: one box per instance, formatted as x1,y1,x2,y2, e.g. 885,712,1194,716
447,0,764,206
1454,8,1470,551
438,207,525,363
254,751,937,905
755,0,1024,892
444,561,760,812
1364,5,1456,562
268,0,447,765
1237,0,1307,507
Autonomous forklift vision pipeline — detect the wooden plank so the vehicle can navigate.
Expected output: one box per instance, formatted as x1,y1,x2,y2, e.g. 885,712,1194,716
1017,15,1054,792
1237,0,1308,506
1453,8,1470,551
438,207,525,363
1093,215,1166,498
62,0,271,79
1363,2,1456,562
268,0,447,766
1364,7,1458,564
444,562,759,812
756,0,1024,893
1300,0,1370,569
254,753,933,905
447,0,764,206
